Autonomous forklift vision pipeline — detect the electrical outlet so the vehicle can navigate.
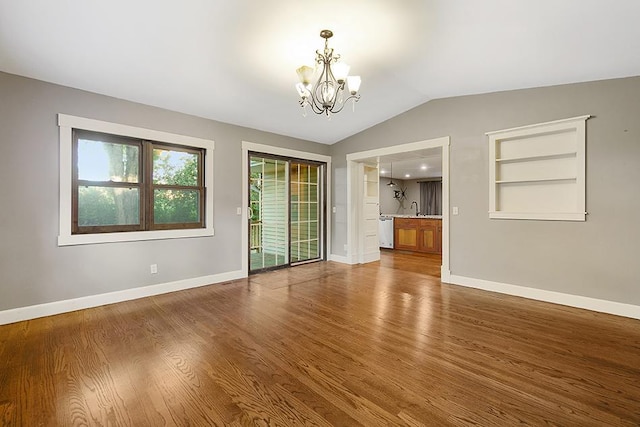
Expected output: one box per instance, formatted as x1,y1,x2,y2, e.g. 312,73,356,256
332,206,337,213
150,264,158,274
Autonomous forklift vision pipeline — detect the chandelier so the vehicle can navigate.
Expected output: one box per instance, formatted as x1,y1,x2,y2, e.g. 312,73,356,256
295,30,361,117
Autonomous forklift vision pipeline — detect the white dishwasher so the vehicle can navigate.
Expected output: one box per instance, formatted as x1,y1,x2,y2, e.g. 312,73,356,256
378,216,394,249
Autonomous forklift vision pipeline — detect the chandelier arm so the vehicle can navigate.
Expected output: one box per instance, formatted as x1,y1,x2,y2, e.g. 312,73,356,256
309,63,333,113
306,89,328,115
327,94,360,114
309,81,327,113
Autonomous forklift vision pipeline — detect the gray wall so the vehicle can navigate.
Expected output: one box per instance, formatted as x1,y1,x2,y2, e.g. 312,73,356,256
379,178,421,215
330,76,640,306
0,72,329,311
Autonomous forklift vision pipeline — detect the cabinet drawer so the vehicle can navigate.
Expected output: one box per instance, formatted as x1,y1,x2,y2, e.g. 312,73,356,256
394,218,416,227
419,219,437,227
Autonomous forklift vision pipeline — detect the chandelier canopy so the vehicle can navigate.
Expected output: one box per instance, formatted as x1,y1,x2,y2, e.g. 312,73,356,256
295,30,361,117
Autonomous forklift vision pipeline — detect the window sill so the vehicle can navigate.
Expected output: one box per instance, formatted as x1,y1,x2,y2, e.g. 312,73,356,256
58,227,214,246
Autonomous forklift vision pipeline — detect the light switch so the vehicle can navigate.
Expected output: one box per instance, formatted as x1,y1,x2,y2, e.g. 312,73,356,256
332,206,337,213
452,206,459,215
236,207,242,215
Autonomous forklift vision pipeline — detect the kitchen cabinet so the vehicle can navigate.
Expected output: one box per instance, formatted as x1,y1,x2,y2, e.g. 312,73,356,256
394,218,441,254
394,218,418,251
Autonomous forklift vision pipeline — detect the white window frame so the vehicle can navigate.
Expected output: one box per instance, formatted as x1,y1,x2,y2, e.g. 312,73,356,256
58,114,215,246
487,115,589,221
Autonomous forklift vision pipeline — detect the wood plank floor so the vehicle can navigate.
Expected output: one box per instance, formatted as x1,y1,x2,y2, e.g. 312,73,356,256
1,251,639,426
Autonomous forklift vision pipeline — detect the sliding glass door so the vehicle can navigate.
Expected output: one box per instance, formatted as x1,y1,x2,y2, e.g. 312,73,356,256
249,154,324,273
249,156,288,271
290,162,321,263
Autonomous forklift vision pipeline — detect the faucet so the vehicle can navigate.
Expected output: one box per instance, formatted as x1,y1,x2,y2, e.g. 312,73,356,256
410,201,419,216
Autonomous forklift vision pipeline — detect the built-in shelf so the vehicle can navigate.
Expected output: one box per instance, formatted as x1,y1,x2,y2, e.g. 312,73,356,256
495,176,577,184
364,164,379,198
495,151,577,163
487,115,589,221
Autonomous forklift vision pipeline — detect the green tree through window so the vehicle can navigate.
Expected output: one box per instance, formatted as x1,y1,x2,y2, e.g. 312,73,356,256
153,148,200,224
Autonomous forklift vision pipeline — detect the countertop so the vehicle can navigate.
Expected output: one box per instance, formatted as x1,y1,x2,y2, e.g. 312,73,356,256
380,214,442,219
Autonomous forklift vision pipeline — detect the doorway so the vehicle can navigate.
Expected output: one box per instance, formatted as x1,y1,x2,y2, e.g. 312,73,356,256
345,136,450,278
249,154,325,273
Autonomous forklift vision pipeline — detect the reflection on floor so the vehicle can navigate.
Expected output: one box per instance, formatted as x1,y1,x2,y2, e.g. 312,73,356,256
2,250,639,425
250,251,285,271
250,251,322,273
379,248,442,277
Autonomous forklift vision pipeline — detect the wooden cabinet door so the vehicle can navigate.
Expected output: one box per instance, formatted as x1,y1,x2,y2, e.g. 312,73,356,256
395,228,417,250
418,220,438,253
394,218,418,251
394,218,442,253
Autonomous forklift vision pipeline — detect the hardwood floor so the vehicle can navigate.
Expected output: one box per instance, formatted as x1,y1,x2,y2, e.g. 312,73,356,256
1,252,639,426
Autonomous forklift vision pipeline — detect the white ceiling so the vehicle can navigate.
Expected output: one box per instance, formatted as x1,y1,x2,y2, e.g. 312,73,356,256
358,148,443,180
1,1,639,145
379,156,443,181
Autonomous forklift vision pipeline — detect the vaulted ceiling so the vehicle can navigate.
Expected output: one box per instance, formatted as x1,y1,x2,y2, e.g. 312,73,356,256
1,1,639,144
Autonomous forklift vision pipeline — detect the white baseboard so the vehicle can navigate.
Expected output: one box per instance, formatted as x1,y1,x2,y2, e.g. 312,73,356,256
361,252,380,264
6,267,636,326
446,274,640,320
329,254,357,264
0,270,245,326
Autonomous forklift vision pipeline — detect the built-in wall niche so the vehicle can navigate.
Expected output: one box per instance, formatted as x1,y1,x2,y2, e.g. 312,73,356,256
487,115,590,221
364,164,379,197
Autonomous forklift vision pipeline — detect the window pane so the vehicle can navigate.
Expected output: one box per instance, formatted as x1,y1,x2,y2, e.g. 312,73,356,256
78,139,139,183
310,239,319,258
309,184,318,202
299,165,309,182
300,202,309,221
154,189,200,224
78,186,140,226
153,149,199,186
290,164,299,182
275,160,286,179
299,222,309,240
309,165,318,183
264,159,276,176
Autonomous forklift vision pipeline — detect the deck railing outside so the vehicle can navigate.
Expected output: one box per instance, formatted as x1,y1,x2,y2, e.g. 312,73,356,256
250,222,262,251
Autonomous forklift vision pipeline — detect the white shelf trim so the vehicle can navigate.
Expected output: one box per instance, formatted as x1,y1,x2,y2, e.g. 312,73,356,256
485,115,591,136
495,151,577,163
489,211,587,221
495,176,577,184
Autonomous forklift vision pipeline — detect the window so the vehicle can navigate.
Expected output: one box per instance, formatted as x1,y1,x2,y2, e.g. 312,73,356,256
73,130,204,234
59,114,214,246
151,145,203,228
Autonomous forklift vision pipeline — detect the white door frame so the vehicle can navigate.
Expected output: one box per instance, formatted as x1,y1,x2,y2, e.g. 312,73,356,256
345,136,451,278
357,161,381,264
241,141,332,277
